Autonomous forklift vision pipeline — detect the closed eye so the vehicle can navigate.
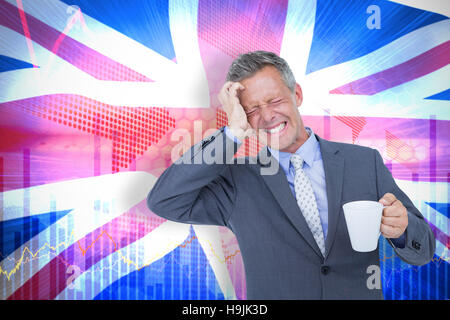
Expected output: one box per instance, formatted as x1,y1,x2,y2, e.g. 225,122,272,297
270,99,283,104
245,107,258,114
245,109,257,116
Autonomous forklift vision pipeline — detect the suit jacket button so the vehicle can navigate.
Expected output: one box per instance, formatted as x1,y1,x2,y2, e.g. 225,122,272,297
321,266,330,275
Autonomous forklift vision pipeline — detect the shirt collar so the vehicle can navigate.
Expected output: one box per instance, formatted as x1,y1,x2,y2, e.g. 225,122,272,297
268,127,319,171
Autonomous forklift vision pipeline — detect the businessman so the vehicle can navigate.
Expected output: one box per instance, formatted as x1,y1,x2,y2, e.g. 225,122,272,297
147,51,435,299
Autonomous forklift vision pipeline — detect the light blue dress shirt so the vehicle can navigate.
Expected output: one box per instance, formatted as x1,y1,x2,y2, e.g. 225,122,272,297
224,126,329,239
267,127,329,239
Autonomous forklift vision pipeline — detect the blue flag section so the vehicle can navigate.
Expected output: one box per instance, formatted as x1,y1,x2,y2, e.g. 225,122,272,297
306,0,447,74
94,227,225,300
0,210,72,262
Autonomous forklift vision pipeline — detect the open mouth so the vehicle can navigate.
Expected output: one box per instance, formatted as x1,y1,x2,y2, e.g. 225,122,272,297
264,121,287,135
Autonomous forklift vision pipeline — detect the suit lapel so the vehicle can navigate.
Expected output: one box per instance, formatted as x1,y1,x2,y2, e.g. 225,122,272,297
257,147,325,258
257,135,345,260
316,136,345,259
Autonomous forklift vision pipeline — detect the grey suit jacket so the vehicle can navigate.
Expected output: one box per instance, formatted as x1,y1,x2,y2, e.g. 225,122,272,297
147,126,435,299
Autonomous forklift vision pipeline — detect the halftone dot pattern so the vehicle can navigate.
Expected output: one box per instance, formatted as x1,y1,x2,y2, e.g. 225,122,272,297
162,108,218,167
26,94,175,172
198,0,288,58
216,109,228,129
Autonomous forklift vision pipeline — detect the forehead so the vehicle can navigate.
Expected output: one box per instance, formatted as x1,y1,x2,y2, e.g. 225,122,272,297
238,66,289,106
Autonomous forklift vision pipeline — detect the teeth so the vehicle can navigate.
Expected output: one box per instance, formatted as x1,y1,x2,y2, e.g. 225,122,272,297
266,122,286,134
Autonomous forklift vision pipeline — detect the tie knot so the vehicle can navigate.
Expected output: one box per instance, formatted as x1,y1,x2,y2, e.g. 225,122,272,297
290,154,304,170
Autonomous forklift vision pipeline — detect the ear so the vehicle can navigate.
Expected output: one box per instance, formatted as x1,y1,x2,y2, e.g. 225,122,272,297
294,83,303,107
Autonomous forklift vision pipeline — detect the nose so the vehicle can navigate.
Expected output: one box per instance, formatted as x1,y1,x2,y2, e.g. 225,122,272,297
260,105,275,124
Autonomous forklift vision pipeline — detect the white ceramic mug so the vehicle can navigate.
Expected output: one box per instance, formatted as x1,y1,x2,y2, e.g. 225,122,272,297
343,200,385,252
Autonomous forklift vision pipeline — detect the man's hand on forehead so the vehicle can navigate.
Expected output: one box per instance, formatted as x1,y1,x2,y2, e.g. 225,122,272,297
218,81,255,141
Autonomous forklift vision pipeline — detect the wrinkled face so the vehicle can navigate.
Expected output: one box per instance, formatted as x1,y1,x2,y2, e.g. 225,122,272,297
238,65,306,153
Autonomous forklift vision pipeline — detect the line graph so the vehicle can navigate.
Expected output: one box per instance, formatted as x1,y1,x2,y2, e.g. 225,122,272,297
0,228,242,282
2,224,447,283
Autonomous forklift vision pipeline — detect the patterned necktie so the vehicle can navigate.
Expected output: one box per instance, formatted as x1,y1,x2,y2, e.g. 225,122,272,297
290,154,326,256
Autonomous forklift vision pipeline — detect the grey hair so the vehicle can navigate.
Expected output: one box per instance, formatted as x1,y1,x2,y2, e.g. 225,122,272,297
226,51,296,92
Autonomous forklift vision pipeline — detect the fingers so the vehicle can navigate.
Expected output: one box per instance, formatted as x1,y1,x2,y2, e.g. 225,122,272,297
380,194,408,238
382,200,406,217
380,223,401,238
222,81,244,90
225,82,245,103
218,82,231,104
219,81,233,98
228,82,245,96
218,82,245,111
218,81,252,141
379,193,406,217
379,192,396,206
381,216,405,228
220,81,244,97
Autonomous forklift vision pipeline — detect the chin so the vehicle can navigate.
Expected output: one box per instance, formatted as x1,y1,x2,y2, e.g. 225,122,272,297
266,138,291,151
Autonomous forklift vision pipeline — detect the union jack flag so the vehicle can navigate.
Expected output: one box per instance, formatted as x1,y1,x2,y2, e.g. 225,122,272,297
0,0,448,300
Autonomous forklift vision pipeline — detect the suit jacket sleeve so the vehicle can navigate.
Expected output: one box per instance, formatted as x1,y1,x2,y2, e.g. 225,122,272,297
147,127,239,227
374,149,436,266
